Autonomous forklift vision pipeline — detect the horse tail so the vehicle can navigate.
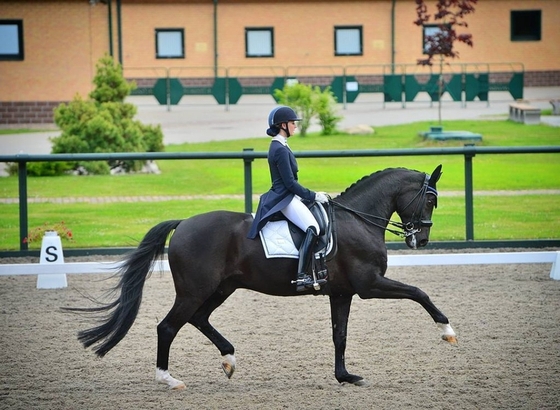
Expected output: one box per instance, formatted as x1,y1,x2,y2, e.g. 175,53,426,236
74,219,182,357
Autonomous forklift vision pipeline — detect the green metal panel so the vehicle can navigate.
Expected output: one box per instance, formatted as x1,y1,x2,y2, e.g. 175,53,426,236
330,76,344,103
404,75,421,102
227,78,243,104
168,78,184,105
211,77,227,104
465,73,489,102
446,74,462,102
509,72,524,100
152,78,168,105
425,75,441,102
406,74,459,102
383,74,402,102
153,78,183,105
270,77,285,102
343,75,359,103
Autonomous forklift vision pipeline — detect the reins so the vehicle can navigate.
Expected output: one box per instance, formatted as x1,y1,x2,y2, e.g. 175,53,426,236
330,173,437,238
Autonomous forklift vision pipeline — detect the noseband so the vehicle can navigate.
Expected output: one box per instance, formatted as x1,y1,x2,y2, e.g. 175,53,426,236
331,174,438,238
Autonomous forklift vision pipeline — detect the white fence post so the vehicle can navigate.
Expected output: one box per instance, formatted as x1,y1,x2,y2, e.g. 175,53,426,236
550,251,560,280
36,231,67,289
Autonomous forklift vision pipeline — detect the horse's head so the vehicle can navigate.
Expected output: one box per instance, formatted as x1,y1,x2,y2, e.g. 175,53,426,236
397,165,442,249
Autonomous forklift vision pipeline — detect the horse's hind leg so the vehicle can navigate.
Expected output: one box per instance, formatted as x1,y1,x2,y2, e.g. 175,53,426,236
155,296,199,390
188,287,237,379
155,288,238,389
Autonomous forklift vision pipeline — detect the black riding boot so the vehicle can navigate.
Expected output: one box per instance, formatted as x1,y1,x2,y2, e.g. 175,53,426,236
295,227,318,292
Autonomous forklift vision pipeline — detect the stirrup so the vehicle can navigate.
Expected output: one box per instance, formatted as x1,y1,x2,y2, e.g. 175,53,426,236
291,274,313,291
291,274,326,292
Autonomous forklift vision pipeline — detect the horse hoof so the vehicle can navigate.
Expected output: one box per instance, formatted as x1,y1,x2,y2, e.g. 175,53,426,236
339,374,366,386
437,323,458,345
442,334,458,345
171,382,186,391
156,368,186,390
221,354,236,379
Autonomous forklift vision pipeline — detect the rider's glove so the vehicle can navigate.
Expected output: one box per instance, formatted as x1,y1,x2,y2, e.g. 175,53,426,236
315,192,329,204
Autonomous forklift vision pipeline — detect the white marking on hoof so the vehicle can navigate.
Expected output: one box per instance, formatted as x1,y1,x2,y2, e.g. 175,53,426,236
155,367,186,390
437,322,458,345
221,354,236,379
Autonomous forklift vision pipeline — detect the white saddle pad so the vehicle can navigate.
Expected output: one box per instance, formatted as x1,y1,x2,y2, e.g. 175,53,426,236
259,220,333,259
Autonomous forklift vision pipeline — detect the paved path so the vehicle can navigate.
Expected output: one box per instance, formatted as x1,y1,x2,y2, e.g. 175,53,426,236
1,86,558,177
1,190,559,204
1,87,559,154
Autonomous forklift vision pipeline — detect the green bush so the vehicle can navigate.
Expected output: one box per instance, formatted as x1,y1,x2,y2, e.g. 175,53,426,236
17,55,164,176
274,82,341,136
315,87,342,135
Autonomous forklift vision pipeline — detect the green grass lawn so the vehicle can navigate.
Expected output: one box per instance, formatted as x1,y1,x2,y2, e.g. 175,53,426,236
1,119,559,250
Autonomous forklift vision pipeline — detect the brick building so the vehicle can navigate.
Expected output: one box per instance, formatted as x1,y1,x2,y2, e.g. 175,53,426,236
1,0,559,124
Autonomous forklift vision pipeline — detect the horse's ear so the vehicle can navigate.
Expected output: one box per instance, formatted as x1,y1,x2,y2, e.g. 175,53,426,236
428,164,443,187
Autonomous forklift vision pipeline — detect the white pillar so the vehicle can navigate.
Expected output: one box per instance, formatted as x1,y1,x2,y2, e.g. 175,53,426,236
550,251,560,281
37,231,67,289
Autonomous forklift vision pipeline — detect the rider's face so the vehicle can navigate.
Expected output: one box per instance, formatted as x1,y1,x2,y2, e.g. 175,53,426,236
287,121,297,135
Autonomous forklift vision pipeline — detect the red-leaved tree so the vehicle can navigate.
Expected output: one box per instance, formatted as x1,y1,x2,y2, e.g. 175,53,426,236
414,0,477,66
414,0,477,122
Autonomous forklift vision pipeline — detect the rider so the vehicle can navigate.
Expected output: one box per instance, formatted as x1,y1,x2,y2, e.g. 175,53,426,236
247,106,329,291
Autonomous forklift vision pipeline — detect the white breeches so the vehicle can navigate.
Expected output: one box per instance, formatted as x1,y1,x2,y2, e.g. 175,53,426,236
281,196,319,234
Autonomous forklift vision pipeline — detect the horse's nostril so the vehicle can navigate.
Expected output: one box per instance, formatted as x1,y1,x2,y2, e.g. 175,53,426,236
419,239,429,247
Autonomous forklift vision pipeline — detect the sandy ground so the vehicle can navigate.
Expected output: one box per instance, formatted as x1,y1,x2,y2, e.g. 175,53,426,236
1,251,559,410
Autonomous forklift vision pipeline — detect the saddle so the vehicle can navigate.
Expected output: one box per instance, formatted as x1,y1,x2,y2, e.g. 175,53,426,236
258,201,336,260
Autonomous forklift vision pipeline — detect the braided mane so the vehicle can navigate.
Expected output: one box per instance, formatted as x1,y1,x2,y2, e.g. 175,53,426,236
337,167,419,199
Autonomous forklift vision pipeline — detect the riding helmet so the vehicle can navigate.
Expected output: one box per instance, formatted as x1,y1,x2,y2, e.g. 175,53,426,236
266,106,301,136
268,106,302,127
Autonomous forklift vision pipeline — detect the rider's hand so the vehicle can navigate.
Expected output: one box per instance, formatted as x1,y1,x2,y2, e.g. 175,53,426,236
315,192,329,204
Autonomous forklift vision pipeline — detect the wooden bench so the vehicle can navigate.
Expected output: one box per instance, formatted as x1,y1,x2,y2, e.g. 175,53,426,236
509,102,541,125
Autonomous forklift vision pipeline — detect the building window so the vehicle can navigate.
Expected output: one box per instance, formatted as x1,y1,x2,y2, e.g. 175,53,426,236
334,26,362,56
422,24,452,55
0,20,24,61
245,28,274,58
511,10,541,41
155,29,185,59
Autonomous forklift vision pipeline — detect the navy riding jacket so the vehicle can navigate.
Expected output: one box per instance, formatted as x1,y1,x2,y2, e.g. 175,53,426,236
247,140,316,239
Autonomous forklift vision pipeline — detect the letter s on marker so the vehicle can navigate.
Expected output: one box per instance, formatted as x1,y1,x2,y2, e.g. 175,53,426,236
46,245,59,262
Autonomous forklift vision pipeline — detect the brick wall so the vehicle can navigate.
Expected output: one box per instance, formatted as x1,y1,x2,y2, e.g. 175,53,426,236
2,0,559,108
0,102,61,125
525,71,560,87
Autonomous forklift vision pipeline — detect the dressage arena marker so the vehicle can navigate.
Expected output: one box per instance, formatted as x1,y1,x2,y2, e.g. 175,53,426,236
36,231,67,289
1,251,559,284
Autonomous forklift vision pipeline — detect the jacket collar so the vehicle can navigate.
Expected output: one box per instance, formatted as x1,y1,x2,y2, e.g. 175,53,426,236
271,135,289,146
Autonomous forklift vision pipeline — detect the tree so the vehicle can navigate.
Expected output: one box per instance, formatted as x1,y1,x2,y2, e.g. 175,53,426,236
414,0,477,123
273,83,341,136
20,55,164,176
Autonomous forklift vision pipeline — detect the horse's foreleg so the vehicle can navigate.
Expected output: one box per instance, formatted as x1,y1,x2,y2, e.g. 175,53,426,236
437,322,458,344
359,275,457,345
329,294,366,386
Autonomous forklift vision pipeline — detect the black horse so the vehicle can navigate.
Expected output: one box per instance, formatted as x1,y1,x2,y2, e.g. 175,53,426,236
69,165,457,389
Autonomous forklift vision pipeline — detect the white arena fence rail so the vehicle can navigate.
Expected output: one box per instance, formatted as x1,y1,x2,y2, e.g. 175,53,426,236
1,252,559,287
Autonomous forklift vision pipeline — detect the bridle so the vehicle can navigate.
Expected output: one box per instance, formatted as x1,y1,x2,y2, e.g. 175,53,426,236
330,174,438,238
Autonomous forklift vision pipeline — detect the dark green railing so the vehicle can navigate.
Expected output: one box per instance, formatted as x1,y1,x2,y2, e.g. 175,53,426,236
1,145,559,255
